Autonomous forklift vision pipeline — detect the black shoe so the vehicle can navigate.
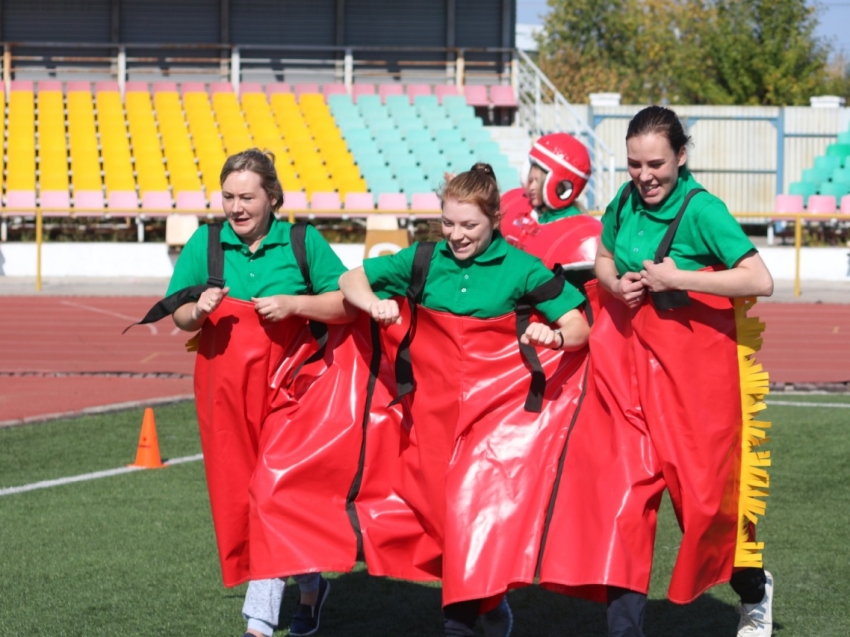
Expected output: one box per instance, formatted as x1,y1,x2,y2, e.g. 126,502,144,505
289,577,330,636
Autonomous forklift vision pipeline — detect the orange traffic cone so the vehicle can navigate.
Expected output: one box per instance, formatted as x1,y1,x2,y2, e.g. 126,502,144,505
128,407,166,469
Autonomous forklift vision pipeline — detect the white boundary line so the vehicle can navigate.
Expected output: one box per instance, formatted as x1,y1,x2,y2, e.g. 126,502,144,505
766,400,850,409
0,453,203,497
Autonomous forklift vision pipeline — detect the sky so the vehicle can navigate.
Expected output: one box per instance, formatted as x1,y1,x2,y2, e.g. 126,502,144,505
516,0,849,57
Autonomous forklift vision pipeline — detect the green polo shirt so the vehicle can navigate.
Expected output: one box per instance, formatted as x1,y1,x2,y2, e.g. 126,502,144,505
601,168,755,275
167,218,346,300
537,204,582,224
363,232,584,321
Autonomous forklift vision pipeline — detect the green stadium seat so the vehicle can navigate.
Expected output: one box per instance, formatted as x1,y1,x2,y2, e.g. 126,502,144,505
819,181,850,198
802,167,830,184
838,132,850,146
788,181,817,204
814,155,842,173
832,167,850,185
826,143,850,165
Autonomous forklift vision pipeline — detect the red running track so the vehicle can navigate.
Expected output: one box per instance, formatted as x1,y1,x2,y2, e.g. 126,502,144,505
0,296,847,424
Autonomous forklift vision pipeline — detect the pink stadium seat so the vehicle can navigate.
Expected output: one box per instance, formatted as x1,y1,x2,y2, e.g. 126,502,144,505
95,81,120,93
175,191,208,210
281,191,309,211
266,83,292,96
125,81,149,93
344,192,375,211
141,191,174,216
410,192,441,212
66,81,91,92
4,190,36,214
489,85,517,108
806,194,837,213
40,191,71,216
378,84,404,103
311,192,342,213
434,85,461,103
107,190,140,212
322,83,348,100
378,193,408,211
209,190,223,211
181,82,207,95
73,191,105,216
10,80,34,91
152,82,178,94
37,80,62,92
210,82,234,95
841,195,850,214
352,84,376,102
406,84,432,104
240,83,264,94
775,194,804,213
295,83,320,98
463,85,489,107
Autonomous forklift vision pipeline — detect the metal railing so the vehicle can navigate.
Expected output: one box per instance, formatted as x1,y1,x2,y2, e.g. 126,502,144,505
513,49,616,210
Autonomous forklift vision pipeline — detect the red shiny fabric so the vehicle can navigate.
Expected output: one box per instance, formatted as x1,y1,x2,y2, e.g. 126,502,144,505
355,303,589,606
540,284,748,603
499,187,602,270
193,297,371,587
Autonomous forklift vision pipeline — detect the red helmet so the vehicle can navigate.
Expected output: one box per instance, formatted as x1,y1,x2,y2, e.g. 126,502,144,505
527,133,591,210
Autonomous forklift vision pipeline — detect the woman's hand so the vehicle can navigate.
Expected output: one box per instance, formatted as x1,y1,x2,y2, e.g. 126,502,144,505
368,299,402,327
640,257,681,292
252,295,302,322
614,272,647,308
521,322,559,349
191,286,230,321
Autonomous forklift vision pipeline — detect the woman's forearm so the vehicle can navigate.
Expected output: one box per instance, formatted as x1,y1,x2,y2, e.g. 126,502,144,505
338,267,382,312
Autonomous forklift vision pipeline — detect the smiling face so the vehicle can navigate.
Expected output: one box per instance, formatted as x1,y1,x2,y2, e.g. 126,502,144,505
526,164,546,208
440,197,497,260
626,132,687,206
221,169,276,249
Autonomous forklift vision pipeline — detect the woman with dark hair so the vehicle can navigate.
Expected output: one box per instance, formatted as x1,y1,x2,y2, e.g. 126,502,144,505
539,106,775,637
341,163,590,637
163,148,366,637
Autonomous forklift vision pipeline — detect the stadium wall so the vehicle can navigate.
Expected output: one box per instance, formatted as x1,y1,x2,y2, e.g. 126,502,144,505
1,243,848,281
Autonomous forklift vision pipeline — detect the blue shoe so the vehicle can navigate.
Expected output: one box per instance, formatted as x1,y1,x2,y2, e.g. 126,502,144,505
481,596,513,637
289,577,330,636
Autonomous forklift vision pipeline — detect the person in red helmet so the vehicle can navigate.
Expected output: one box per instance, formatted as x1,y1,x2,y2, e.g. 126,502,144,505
526,132,591,220
500,133,602,274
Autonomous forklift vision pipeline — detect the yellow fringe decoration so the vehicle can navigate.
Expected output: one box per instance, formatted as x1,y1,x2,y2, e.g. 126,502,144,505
734,297,771,568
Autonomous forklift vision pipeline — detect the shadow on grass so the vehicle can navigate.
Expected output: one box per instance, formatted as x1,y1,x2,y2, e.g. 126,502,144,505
263,569,750,636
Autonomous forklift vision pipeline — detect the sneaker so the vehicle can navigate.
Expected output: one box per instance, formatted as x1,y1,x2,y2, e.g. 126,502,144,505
736,570,773,636
481,597,513,637
289,577,330,637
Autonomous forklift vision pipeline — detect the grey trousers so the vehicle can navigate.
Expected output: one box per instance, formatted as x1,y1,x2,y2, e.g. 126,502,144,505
242,574,322,636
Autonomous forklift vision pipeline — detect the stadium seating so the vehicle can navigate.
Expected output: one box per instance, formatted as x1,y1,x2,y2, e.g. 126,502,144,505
807,195,837,214
1,80,512,224
841,195,850,214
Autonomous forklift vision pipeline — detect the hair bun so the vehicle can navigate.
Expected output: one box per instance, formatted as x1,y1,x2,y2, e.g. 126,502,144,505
470,162,495,177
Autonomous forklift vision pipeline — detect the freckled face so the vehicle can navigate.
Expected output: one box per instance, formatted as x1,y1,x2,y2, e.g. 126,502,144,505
626,133,687,206
526,164,546,208
221,170,276,248
440,198,497,260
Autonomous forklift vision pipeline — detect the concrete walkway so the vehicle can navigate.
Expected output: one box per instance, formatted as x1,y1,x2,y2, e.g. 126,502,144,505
0,276,847,304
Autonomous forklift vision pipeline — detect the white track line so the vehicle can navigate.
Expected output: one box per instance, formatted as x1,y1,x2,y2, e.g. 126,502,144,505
60,299,157,335
766,400,850,409
0,453,203,497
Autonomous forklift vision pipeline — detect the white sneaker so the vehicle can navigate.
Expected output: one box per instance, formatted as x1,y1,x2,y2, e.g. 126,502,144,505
736,570,773,636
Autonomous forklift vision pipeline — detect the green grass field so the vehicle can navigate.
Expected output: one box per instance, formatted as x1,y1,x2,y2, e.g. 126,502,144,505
1,395,848,636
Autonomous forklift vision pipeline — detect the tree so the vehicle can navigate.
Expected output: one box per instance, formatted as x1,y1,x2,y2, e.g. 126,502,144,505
536,0,846,105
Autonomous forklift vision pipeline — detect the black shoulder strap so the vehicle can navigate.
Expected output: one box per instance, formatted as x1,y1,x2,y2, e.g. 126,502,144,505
289,223,312,294
124,223,224,332
287,222,330,379
653,188,705,263
205,223,225,287
390,241,436,405
515,275,566,413
615,182,635,232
